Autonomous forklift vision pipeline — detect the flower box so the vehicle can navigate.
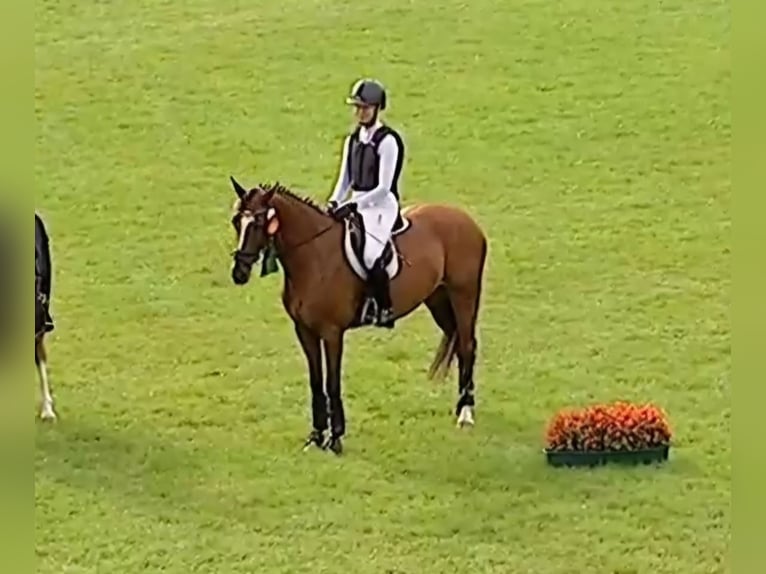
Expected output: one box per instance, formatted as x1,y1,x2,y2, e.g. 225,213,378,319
543,401,672,468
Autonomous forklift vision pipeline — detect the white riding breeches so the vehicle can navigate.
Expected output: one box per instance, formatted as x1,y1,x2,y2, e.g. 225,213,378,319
350,190,399,270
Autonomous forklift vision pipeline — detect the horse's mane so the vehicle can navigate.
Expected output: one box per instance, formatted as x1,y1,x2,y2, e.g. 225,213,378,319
259,181,325,215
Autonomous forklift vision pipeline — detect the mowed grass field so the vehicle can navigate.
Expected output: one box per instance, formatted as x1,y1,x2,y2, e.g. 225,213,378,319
35,0,730,572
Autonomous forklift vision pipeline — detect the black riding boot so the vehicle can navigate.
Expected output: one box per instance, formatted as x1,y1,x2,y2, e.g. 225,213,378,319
370,260,395,329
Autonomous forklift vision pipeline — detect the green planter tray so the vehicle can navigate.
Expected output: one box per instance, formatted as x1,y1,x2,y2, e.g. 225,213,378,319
544,445,670,468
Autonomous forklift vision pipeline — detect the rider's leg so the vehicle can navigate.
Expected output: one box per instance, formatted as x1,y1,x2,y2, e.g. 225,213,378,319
370,257,394,328
357,192,398,327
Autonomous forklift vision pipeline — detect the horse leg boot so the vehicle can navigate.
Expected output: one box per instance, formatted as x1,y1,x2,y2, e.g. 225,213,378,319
370,259,395,329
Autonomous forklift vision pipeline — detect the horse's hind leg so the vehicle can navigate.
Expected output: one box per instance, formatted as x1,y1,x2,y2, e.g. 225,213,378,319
35,336,56,421
446,243,487,428
425,284,477,426
425,285,475,425
450,290,478,427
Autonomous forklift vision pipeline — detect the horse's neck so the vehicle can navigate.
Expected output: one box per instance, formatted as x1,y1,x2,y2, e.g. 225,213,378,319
271,193,332,277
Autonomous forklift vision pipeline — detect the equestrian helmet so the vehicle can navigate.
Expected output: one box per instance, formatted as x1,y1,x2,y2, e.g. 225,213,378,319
346,79,387,110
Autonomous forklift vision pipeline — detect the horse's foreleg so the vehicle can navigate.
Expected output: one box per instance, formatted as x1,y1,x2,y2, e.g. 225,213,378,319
35,337,56,421
322,330,345,455
294,322,326,450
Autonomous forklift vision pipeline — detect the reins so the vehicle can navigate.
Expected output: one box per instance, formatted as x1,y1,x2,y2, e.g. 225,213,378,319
233,200,412,269
277,220,335,255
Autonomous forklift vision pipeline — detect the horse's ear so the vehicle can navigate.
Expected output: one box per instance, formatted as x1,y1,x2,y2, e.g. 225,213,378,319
230,176,247,198
264,187,276,203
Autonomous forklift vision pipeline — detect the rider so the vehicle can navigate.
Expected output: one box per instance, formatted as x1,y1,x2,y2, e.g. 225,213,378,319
35,212,55,333
326,78,405,328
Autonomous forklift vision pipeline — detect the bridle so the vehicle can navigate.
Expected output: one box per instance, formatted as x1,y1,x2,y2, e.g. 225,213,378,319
232,206,336,265
232,207,267,266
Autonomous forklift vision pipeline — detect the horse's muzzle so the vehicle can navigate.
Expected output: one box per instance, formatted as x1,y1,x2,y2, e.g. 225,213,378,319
231,261,252,285
231,265,251,285
231,249,259,285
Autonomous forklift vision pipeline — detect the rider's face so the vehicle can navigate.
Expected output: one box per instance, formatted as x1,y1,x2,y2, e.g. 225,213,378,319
354,104,376,124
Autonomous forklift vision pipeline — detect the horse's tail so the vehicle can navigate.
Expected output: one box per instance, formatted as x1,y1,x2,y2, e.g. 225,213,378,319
428,330,458,380
427,299,459,380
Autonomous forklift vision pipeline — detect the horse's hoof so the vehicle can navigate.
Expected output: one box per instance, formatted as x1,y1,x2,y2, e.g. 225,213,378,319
456,405,475,428
302,430,325,451
39,410,57,422
322,436,343,456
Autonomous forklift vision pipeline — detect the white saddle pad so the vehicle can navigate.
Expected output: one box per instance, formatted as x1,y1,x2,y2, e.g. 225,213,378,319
342,217,411,280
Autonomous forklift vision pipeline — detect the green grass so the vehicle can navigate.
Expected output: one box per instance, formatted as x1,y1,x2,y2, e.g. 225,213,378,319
35,0,730,572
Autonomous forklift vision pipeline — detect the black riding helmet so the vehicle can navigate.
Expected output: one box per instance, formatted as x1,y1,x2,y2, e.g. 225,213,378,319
346,79,387,110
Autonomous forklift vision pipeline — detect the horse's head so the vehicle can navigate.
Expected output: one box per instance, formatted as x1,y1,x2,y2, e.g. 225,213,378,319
229,176,279,285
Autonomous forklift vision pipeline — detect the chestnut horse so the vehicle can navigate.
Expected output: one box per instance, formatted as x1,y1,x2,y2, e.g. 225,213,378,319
228,178,488,455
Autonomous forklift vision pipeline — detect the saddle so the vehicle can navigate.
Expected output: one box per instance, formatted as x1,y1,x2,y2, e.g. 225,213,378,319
342,210,411,281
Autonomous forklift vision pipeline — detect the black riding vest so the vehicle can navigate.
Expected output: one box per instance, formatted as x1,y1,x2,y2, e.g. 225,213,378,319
346,124,404,199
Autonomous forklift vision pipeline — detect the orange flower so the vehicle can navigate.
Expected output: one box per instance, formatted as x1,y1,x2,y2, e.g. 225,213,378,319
545,401,672,452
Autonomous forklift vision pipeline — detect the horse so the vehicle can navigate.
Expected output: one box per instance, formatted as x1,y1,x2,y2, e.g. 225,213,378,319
227,178,488,455
35,213,57,421
35,277,56,421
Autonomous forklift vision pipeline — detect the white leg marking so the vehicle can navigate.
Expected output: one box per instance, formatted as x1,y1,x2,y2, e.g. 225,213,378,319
456,405,474,428
37,360,56,421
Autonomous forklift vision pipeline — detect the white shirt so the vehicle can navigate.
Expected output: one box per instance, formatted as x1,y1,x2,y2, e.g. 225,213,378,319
329,120,402,209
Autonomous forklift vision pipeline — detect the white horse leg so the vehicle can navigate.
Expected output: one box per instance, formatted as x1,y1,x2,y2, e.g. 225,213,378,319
36,340,56,420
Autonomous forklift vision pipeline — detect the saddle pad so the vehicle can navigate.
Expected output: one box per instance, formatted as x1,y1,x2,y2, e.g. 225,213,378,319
343,218,409,280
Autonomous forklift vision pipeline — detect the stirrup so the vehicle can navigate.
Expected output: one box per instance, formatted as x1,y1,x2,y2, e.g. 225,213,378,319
376,307,395,328
360,297,378,325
